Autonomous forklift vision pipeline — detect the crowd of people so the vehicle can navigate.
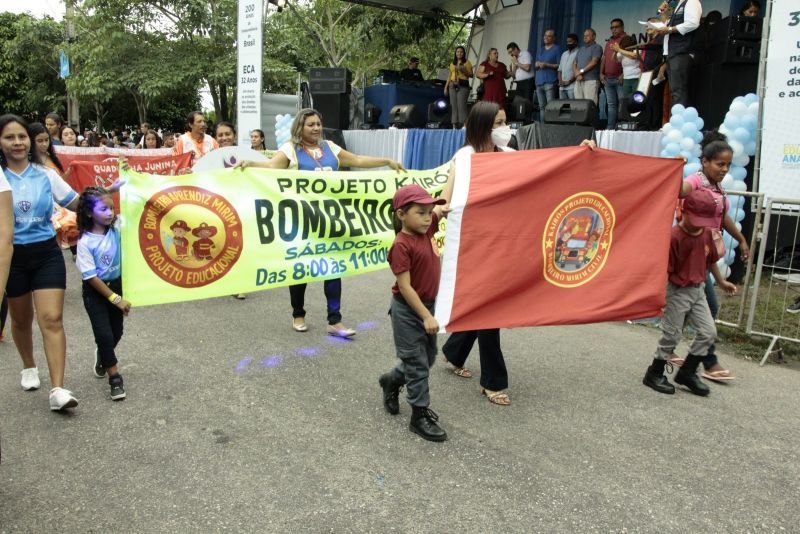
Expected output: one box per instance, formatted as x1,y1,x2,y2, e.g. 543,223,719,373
438,0,761,130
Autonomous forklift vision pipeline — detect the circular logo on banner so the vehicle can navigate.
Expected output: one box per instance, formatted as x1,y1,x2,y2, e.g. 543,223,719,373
138,186,243,288
542,192,615,288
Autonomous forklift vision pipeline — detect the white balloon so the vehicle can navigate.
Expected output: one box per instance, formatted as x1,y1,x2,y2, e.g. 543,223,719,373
748,102,759,115
721,173,734,189
730,101,748,116
729,180,748,192
717,259,730,279
734,154,750,167
729,139,744,157
667,129,683,142
680,137,695,151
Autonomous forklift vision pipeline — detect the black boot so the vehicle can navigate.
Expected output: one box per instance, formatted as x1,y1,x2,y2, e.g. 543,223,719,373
674,355,710,397
378,372,403,415
643,358,675,394
409,406,447,442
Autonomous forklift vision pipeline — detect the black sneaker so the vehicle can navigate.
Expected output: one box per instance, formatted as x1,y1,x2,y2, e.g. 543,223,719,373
409,407,447,442
378,373,402,415
93,349,106,378
787,300,800,314
109,375,126,401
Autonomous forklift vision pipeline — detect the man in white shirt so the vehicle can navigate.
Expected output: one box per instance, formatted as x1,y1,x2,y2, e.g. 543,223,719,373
507,42,535,108
656,0,702,108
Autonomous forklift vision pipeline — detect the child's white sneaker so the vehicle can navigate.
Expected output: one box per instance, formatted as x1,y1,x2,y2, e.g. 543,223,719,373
20,367,40,391
49,387,78,411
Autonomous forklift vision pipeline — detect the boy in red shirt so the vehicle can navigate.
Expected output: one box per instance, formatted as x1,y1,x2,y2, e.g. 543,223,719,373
379,185,448,442
644,188,737,396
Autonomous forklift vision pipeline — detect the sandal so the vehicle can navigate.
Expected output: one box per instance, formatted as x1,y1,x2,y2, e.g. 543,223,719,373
481,388,511,406
702,369,735,381
667,354,684,367
452,367,472,378
292,318,308,332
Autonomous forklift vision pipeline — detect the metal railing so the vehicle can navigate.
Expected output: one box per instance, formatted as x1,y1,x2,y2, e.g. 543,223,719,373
745,197,800,365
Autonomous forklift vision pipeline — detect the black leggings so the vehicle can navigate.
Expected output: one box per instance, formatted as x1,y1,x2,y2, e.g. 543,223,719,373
82,278,124,369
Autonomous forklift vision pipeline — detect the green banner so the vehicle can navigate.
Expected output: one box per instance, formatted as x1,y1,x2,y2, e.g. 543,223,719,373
120,165,448,306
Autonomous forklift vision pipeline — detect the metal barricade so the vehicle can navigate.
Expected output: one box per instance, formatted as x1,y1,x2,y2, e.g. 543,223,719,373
746,197,800,365
716,191,764,330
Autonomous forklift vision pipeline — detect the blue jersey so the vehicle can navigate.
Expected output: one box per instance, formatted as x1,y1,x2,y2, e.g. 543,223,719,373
4,163,77,245
279,141,341,171
76,220,122,281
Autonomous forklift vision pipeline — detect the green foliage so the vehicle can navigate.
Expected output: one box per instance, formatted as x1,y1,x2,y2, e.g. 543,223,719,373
0,12,67,121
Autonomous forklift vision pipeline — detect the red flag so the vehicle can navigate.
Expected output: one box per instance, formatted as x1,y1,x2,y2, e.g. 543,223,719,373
436,146,683,332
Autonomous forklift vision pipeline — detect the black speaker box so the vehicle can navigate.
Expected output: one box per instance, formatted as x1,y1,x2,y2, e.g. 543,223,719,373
309,79,351,94
389,104,425,128
543,99,598,125
314,93,350,130
690,62,758,128
712,15,762,42
309,67,353,83
708,38,761,64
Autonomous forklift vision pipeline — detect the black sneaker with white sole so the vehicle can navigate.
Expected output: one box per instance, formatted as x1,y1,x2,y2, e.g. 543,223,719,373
787,300,800,314
94,349,106,378
109,374,126,401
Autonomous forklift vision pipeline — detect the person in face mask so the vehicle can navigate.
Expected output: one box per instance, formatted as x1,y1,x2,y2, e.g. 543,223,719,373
438,101,514,405
557,33,580,99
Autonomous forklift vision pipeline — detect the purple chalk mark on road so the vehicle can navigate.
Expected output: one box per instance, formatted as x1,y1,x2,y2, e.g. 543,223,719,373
235,357,253,374
261,355,284,368
325,335,353,344
357,321,378,330
296,347,321,358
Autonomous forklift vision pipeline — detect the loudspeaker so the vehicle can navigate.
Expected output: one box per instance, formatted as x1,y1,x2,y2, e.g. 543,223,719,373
509,95,533,124
543,99,598,125
389,104,425,128
309,67,352,94
690,62,758,128
712,15,762,42
314,93,350,130
708,38,760,64
426,101,451,128
322,127,347,151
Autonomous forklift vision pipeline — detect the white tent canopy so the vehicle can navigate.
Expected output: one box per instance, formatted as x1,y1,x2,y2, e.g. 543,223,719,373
340,0,486,22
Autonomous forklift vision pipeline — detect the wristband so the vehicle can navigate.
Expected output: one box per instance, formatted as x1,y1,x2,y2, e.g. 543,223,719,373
107,292,118,303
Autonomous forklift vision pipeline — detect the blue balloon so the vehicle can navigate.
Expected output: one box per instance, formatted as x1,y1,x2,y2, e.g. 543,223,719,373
683,107,699,122
725,249,736,265
693,131,703,144
741,114,757,130
745,141,757,155
723,234,735,251
670,115,686,128
735,208,746,222
660,149,669,158
724,114,741,130
735,195,745,209
696,117,705,130
680,149,693,160
681,122,698,136
671,104,686,116
661,135,670,147
664,143,681,157
744,93,759,105
684,162,701,176
733,127,751,143
730,166,747,181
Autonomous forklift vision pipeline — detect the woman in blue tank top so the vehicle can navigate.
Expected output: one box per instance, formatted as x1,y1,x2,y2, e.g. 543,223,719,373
236,108,405,338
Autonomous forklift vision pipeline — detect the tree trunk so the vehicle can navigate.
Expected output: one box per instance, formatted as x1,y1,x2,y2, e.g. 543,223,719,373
219,83,229,122
94,101,104,132
209,82,221,120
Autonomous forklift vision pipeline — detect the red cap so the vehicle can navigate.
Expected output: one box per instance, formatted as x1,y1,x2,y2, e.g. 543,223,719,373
392,184,446,210
683,189,719,228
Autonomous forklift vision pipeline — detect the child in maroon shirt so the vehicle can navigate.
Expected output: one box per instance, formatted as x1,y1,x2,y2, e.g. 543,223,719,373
644,189,737,396
378,184,449,442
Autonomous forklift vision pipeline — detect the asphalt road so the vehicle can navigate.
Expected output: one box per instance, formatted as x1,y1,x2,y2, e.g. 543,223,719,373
1,255,798,533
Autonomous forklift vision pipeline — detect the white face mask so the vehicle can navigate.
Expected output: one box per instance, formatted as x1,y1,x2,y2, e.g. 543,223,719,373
491,125,512,148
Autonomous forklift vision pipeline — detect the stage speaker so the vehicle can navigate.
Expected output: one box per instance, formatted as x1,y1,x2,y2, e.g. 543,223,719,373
543,99,598,126
509,95,533,124
426,100,451,129
309,67,352,94
314,93,350,130
712,15,762,42
322,127,347,151
690,62,758,129
389,104,425,129
708,38,760,64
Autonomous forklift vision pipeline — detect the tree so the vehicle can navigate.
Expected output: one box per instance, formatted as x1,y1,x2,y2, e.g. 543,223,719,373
0,13,67,121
